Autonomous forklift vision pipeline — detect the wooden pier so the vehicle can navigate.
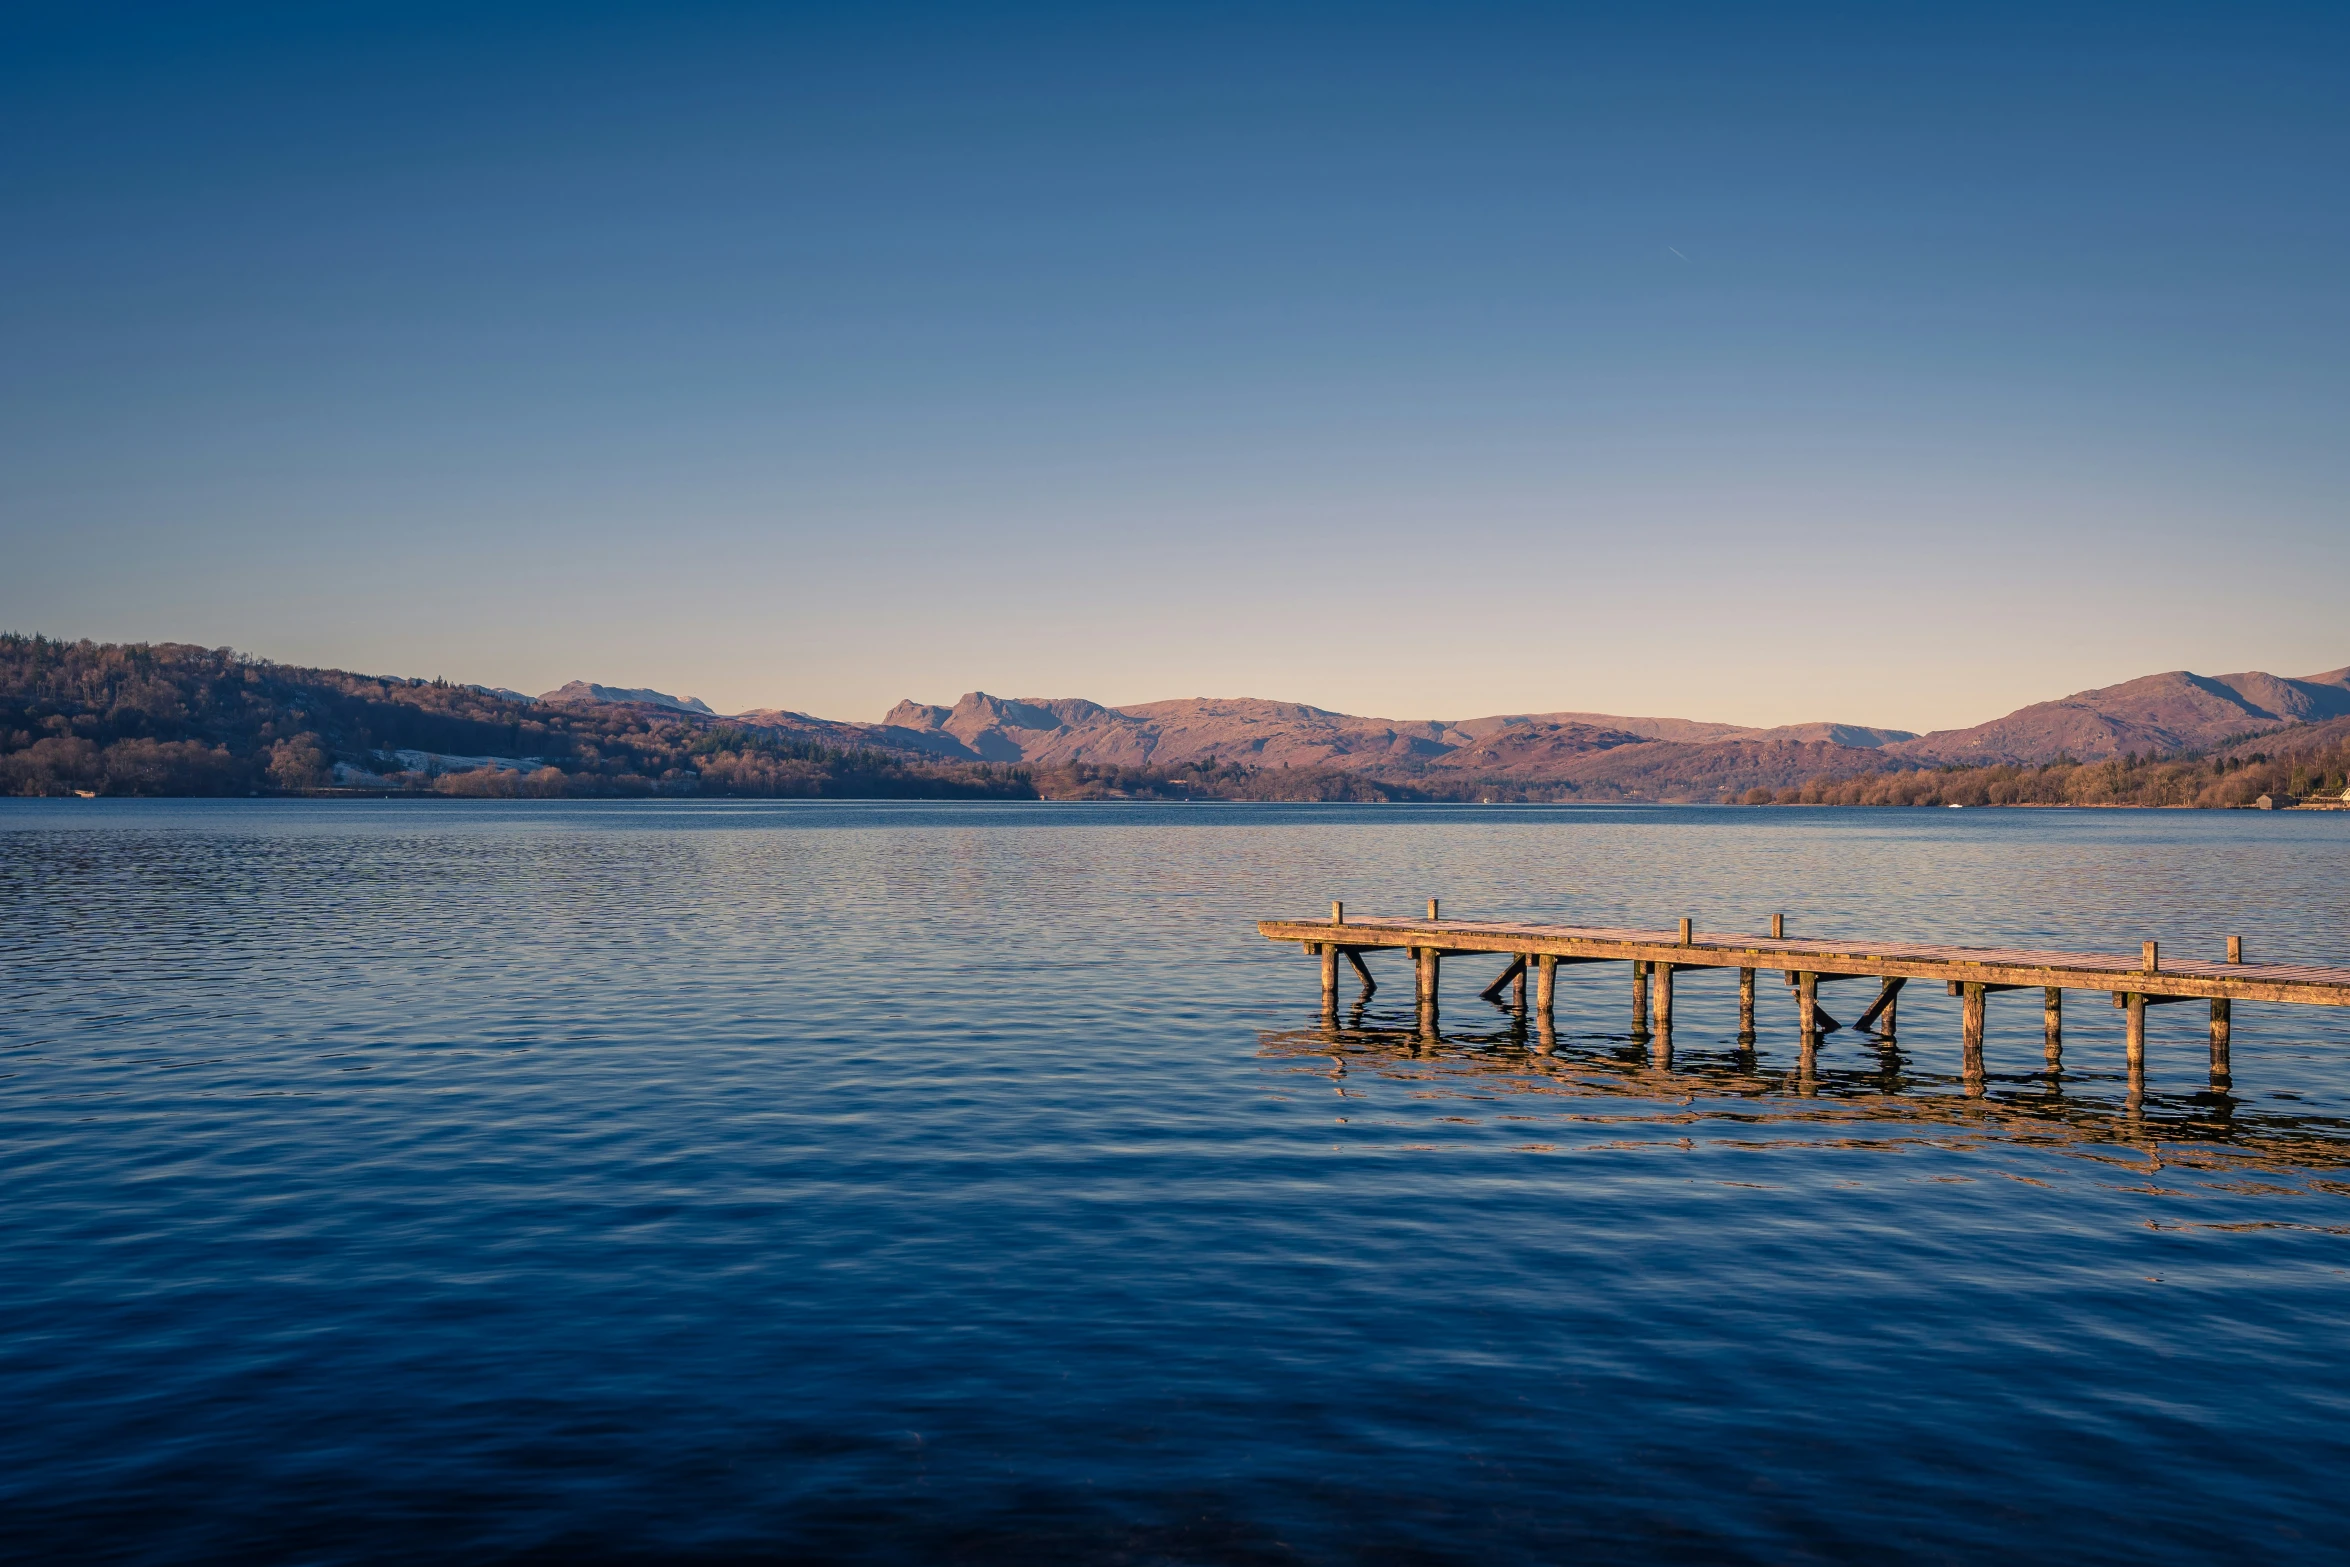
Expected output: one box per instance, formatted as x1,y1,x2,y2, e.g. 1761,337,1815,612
1261,901,2350,1092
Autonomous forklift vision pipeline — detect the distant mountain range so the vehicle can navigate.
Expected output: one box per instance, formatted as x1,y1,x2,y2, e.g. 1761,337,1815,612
665,663,2350,799
8,631,2346,802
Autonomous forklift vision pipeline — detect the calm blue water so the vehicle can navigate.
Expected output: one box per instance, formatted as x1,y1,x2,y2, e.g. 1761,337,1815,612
5,800,2350,1564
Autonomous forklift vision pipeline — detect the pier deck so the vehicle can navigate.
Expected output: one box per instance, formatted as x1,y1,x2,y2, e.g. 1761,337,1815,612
1259,902,2350,1089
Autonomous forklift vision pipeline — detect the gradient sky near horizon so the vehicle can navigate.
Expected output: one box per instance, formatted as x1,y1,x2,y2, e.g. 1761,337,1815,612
5,2,2346,730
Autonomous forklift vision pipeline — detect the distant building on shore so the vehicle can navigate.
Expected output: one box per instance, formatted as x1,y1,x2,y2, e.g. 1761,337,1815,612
2256,793,2300,810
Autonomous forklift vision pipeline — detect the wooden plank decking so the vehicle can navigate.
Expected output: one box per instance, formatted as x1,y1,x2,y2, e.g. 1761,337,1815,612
1257,912,2350,1007
1260,902,2350,1090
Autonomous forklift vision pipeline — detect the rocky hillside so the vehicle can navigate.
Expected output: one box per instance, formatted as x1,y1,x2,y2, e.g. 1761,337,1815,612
847,665,2350,785
1881,667,2350,765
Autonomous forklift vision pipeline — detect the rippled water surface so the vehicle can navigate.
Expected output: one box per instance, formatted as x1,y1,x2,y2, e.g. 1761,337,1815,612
6,799,2350,1564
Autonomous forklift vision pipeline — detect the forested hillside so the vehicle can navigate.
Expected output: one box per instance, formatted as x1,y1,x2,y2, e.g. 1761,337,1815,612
0,637,1029,799
1747,720,2350,808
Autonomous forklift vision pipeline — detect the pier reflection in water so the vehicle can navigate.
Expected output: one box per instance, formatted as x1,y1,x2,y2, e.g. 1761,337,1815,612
1275,988,2350,1180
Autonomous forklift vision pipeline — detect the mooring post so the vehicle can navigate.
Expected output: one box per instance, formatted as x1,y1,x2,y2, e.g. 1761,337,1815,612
2211,998,2232,1091
2124,991,2147,1077
1652,961,1675,1036
1631,959,1650,1033
1738,967,1756,1039
2143,940,2160,974
1772,913,1786,939
1961,982,1987,1084
1797,971,1818,1042
2043,987,2063,1071
1427,897,1440,921
1678,916,1692,946
2227,935,2243,964
1536,953,1557,1017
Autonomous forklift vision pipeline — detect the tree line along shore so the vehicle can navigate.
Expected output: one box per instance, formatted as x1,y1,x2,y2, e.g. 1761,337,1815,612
5,634,2346,808
1738,744,2350,810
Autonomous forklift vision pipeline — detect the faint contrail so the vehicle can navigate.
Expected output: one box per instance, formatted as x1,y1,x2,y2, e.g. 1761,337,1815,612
1667,246,1689,261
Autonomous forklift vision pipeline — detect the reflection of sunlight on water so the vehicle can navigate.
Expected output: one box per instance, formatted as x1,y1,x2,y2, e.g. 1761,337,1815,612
1260,1001,2350,1203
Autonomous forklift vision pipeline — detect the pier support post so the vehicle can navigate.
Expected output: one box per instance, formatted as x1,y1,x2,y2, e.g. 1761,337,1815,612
1536,954,1557,1019
1479,957,1528,1005
1513,956,1529,1010
2124,992,2146,1079
1416,947,1440,1005
1961,982,1986,1088
1345,949,1377,997
2044,988,2063,1071
1652,962,1675,1038
1320,943,1338,1003
2211,998,2232,1091
1631,960,1649,1034
1797,972,1819,1042
1738,968,1756,1040
1855,977,1904,1035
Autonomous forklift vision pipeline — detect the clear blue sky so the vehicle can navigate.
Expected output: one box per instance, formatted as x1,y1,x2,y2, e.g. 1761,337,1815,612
4,1,2345,729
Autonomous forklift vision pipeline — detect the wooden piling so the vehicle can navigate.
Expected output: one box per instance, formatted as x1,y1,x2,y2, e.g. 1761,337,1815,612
1320,942,1338,1001
1427,898,1440,921
1512,956,1529,1009
1417,946,1439,1003
1797,971,1819,1041
2043,987,2062,1069
1738,967,1755,1039
1536,953,1557,1016
1771,913,1785,939
2211,998,2232,1089
1855,977,1904,1034
2144,940,2160,974
2124,992,2146,1073
1652,961,1675,1035
1479,956,1527,1004
1960,982,1986,1080
1678,917,1692,946
2228,935,2243,964
1346,949,1377,996
1631,959,1649,1033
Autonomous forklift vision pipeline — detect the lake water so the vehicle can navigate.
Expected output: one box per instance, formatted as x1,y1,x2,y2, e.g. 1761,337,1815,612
5,799,2350,1564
